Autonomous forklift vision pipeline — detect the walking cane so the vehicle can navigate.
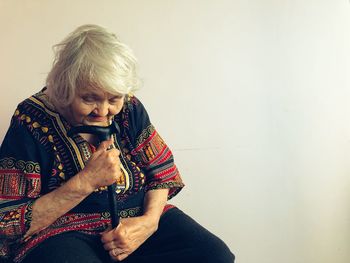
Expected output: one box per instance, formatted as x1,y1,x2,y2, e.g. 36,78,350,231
67,121,120,227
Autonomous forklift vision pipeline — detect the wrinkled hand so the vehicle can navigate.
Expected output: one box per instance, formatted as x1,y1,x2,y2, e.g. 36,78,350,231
101,215,158,261
81,138,122,192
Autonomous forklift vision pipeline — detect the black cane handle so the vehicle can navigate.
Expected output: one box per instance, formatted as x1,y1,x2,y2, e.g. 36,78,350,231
67,122,120,141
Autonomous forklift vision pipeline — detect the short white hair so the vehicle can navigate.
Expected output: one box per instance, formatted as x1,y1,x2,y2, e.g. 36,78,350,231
46,24,140,107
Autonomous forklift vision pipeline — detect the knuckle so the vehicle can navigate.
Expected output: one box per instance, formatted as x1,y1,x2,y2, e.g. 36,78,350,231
107,150,117,158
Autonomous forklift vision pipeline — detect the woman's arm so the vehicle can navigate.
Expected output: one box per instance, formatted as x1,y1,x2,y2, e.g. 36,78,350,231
142,188,169,228
24,170,93,238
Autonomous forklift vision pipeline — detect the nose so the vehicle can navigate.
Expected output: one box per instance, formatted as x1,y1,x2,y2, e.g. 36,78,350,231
93,101,110,116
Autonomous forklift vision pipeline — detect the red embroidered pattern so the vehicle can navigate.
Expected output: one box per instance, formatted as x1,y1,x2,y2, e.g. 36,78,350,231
132,125,183,197
0,158,41,200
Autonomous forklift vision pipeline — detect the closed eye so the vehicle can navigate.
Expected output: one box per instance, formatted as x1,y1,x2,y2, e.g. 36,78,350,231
109,95,124,104
81,95,97,104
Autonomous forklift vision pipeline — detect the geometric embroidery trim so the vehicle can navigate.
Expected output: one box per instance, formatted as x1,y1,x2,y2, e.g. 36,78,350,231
0,157,40,174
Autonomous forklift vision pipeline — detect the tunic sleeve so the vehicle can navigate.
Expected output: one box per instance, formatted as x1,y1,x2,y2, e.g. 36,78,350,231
127,96,184,200
0,109,42,258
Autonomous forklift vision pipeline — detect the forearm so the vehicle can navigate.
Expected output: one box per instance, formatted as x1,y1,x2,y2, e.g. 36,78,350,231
25,171,94,238
142,188,169,227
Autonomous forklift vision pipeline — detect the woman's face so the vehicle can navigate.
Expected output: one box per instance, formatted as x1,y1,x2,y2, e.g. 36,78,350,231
65,87,125,127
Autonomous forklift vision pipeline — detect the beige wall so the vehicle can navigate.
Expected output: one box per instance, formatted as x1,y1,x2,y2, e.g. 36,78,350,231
1,1,349,262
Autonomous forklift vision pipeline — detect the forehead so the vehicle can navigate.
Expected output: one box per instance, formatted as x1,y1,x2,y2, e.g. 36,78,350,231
77,86,104,95
76,86,121,97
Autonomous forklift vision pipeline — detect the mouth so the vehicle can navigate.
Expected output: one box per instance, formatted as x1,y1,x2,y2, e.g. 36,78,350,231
85,115,111,126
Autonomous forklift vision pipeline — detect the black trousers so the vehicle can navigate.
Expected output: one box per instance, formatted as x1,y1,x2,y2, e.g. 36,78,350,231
21,208,235,263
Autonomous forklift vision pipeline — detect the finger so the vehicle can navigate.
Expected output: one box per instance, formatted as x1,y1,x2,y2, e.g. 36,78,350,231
109,248,123,258
103,240,118,251
97,138,114,151
101,226,119,243
109,249,129,261
115,253,129,261
101,230,114,244
109,249,119,261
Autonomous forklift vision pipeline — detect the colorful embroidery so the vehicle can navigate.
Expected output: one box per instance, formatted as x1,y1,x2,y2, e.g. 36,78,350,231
132,125,183,196
0,158,41,199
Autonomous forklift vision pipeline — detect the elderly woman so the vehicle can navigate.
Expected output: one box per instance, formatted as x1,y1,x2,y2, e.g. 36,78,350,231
0,25,234,263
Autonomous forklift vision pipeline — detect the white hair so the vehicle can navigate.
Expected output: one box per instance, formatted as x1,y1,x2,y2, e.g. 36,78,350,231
46,24,140,108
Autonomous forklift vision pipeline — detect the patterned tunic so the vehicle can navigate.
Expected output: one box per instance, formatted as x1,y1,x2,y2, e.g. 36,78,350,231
0,90,184,262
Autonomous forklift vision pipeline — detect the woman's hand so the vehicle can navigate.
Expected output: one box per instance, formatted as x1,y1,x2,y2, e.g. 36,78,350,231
24,138,121,239
101,215,159,261
79,138,122,192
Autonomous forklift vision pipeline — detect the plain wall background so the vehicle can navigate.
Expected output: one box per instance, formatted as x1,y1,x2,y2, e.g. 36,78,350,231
0,1,349,262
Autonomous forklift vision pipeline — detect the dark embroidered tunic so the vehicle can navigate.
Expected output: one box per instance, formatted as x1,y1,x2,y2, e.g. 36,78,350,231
0,90,184,262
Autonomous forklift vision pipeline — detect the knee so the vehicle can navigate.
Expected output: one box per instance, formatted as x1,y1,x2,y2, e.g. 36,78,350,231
199,237,235,263
209,241,235,263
